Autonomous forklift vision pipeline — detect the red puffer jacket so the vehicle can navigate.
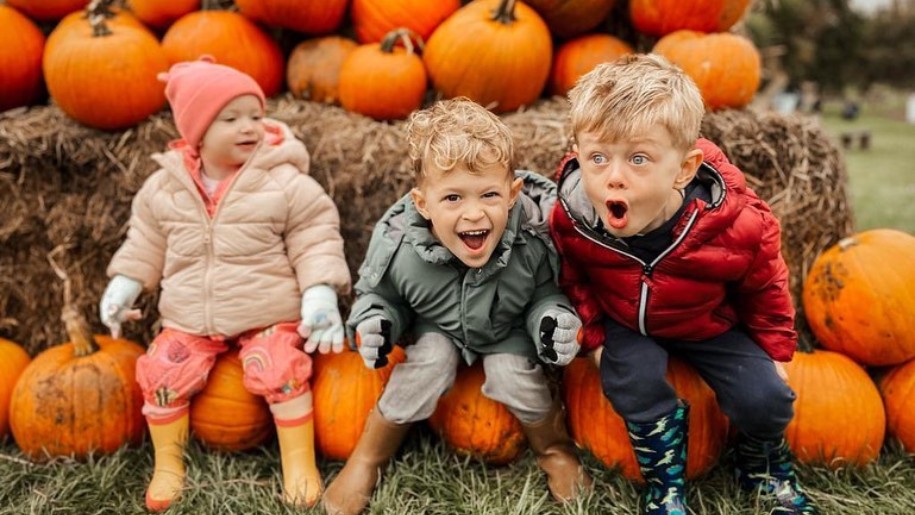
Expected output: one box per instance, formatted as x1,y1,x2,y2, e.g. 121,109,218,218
549,139,796,362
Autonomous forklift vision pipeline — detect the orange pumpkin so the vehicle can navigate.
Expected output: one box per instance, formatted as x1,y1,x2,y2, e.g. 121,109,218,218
162,10,285,97
9,308,146,461
563,356,728,481
287,36,358,104
351,0,460,43
43,7,167,130
53,6,148,36
5,0,88,21
0,5,45,112
338,29,428,121
630,0,751,37
525,0,616,39
189,350,273,452
424,0,552,113
784,350,886,468
549,33,633,97
653,30,761,110
312,345,406,461
127,0,199,29
0,338,31,440
428,361,526,466
235,0,348,35
880,358,915,454
803,229,915,367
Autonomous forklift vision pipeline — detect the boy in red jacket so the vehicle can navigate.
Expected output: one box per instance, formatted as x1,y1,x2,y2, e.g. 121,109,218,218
549,54,815,514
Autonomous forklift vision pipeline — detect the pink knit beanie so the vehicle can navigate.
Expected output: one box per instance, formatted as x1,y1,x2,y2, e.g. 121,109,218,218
157,56,266,148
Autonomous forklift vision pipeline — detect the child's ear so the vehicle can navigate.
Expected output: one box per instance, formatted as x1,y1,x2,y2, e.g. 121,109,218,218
410,187,431,219
674,148,704,189
508,176,523,207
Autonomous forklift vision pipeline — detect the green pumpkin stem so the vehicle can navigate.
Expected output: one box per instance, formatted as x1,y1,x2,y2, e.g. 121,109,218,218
491,0,518,24
380,28,424,55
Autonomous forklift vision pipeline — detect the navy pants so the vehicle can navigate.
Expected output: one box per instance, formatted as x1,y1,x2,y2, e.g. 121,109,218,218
600,318,796,439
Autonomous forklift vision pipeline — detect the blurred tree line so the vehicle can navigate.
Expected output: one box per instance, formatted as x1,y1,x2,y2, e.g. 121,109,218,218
746,0,915,95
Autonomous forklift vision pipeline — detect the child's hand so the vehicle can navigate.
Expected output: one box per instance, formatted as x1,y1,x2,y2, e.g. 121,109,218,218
99,275,143,339
537,309,582,366
299,285,345,354
354,317,393,370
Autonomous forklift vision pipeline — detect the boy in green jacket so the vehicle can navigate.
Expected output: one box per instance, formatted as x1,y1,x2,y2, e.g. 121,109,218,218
322,98,592,515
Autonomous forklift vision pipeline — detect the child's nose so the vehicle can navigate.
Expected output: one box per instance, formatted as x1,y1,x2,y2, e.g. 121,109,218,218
606,163,627,189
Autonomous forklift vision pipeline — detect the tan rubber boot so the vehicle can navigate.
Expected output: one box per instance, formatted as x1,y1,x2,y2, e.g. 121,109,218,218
521,401,593,502
322,409,410,515
276,416,323,507
145,414,189,512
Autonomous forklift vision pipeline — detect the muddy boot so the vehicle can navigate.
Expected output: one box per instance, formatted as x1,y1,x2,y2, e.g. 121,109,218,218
735,433,817,514
626,404,689,515
521,400,593,502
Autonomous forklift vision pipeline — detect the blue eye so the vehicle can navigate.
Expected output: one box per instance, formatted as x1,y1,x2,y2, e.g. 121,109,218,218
592,155,606,165
632,155,647,165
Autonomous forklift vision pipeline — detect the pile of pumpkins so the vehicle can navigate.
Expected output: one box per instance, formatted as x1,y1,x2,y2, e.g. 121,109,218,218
2,0,762,129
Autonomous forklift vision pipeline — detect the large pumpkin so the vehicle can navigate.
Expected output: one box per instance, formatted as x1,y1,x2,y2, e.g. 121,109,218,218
312,345,406,461
127,0,199,29
287,36,358,104
424,0,552,113
43,5,167,130
803,229,915,367
525,0,616,39
428,361,526,466
351,0,460,44
5,0,88,21
549,33,633,97
162,10,285,97
630,0,751,37
189,350,273,452
784,350,886,468
653,30,761,110
0,5,45,112
880,358,915,454
9,308,146,461
563,356,729,481
338,29,428,121
235,0,348,35
0,338,31,440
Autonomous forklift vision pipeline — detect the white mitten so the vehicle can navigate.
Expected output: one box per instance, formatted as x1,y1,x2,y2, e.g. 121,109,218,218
299,285,344,354
355,316,393,369
537,309,582,366
99,274,143,338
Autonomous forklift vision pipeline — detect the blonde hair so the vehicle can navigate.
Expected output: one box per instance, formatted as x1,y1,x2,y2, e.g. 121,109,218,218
406,97,514,184
568,53,704,151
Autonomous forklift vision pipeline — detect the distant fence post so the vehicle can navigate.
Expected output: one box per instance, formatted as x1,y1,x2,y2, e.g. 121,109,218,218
907,94,915,125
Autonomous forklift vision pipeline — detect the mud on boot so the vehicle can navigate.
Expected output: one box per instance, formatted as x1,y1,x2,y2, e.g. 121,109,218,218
735,433,817,514
626,403,689,515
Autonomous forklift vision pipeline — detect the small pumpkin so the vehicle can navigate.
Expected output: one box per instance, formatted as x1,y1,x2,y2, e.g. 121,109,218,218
880,358,915,454
424,0,552,113
312,345,406,461
563,356,729,481
428,361,526,466
525,0,616,39
338,29,428,121
351,0,460,43
803,229,915,367
0,5,45,112
287,36,358,104
127,0,199,29
235,0,348,35
162,10,285,97
9,307,146,461
549,33,633,97
653,30,761,110
630,0,751,37
43,1,168,130
784,349,886,468
189,350,273,452
0,338,31,440
5,0,88,21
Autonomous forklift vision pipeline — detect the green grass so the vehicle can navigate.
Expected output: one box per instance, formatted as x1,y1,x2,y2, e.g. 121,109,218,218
3,429,915,514
817,106,915,233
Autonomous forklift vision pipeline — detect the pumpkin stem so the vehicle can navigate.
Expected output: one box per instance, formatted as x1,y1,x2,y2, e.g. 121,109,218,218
380,28,424,55
838,236,859,252
491,0,518,24
86,0,118,36
203,0,236,11
47,244,100,357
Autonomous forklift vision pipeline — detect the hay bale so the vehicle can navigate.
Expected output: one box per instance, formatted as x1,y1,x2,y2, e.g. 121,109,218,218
0,97,852,354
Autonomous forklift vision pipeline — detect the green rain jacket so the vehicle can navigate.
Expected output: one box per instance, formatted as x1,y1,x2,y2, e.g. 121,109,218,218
346,171,576,364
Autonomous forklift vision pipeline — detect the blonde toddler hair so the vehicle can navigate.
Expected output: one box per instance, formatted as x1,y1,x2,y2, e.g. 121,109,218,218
406,97,514,184
568,53,704,151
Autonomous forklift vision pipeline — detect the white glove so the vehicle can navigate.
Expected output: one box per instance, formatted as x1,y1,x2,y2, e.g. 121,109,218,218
355,316,393,369
99,274,143,339
537,309,581,366
299,285,344,354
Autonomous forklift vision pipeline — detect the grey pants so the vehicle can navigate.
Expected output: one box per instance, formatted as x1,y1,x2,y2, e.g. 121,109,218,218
377,332,552,424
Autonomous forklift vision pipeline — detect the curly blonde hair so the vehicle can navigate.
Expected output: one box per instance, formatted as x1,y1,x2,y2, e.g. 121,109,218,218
406,97,514,184
568,53,704,151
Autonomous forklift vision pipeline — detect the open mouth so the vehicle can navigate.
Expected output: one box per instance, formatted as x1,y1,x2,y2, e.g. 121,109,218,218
605,200,629,229
459,229,489,251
